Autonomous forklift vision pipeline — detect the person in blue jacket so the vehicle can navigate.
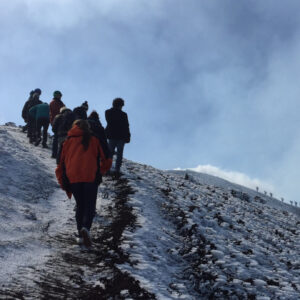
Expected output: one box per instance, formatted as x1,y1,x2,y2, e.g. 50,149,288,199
29,102,50,148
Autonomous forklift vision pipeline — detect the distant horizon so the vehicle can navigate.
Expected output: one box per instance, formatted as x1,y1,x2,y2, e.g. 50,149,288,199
1,0,300,205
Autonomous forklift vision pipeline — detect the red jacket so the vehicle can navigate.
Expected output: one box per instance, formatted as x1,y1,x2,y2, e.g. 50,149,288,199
55,125,112,198
50,98,65,125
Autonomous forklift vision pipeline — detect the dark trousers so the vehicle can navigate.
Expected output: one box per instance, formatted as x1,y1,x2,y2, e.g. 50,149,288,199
52,134,58,158
108,139,125,172
36,117,49,145
70,182,98,234
28,116,36,142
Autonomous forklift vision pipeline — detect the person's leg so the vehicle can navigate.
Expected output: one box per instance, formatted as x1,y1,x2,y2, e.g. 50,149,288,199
42,118,49,147
70,183,85,235
28,117,36,143
35,118,42,146
52,134,58,158
82,182,98,231
115,140,125,172
108,139,117,156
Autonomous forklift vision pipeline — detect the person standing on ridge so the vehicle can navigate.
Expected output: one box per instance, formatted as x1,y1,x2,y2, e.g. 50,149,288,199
73,101,89,120
50,91,65,158
29,102,50,148
27,89,42,143
105,98,131,175
21,90,34,133
55,119,112,248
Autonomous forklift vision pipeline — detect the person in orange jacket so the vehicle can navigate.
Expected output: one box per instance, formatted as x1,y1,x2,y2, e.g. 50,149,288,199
55,119,112,247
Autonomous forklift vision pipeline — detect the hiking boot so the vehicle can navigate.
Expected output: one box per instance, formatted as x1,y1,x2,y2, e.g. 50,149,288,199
76,237,83,245
35,138,41,146
80,227,92,248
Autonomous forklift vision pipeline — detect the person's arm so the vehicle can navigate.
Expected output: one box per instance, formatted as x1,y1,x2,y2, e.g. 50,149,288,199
97,141,112,175
124,113,131,143
55,143,72,198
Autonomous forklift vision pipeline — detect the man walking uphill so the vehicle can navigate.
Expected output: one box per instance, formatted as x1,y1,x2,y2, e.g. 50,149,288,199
50,91,65,158
105,98,131,174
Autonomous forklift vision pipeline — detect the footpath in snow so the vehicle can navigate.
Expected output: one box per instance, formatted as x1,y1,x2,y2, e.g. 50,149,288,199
0,124,300,299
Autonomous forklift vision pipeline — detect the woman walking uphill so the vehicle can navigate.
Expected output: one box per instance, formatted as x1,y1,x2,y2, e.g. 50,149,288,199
55,120,112,248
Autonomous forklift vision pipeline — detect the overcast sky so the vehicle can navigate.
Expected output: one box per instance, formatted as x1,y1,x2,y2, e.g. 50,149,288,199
1,0,300,203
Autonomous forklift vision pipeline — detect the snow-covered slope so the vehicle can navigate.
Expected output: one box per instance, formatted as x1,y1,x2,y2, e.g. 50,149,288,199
0,125,299,299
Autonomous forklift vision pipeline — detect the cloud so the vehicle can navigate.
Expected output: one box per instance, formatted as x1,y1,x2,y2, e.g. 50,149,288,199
177,164,275,193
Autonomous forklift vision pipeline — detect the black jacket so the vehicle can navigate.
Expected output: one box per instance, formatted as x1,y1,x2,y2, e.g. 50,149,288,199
87,117,112,158
73,106,87,120
55,109,75,137
105,107,131,142
22,97,42,121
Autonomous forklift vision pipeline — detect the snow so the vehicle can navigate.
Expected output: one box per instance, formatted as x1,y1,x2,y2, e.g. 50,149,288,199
1,124,300,299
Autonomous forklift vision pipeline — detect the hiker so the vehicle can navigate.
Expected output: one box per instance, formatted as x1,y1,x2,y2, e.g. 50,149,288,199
21,90,34,133
55,119,112,247
105,98,131,174
27,89,43,143
54,107,76,164
29,102,50,148
73,101,89,120
87,111,112,160
50,91,65,158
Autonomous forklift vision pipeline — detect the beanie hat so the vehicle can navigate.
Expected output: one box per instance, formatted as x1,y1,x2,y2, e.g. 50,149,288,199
53,90,62,97
81,101,88,110
34,88,42,95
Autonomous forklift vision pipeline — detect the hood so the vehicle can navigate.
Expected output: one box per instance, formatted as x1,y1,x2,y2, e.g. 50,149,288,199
67,125,83,137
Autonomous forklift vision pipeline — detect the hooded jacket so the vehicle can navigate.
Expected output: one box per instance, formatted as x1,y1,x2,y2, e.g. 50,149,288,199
55,125,112,198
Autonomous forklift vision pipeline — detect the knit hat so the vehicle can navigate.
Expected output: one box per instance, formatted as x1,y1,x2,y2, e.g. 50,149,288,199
81,101,88,110
34,88,42,95
53,90,62,98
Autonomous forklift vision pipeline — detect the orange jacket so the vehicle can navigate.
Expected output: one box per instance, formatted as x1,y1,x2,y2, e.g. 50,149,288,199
55,125,112,198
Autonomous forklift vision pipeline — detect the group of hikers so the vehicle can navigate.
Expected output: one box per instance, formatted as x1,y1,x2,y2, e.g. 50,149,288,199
21,88,131,248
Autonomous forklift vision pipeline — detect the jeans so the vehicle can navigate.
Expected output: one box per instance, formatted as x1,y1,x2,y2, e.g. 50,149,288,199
71,182,98,234
36,117,49,145
108,139,125,172
52,134,58,158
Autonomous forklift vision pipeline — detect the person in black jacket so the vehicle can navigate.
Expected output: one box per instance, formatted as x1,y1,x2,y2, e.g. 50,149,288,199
21,90,34,133
26,89,43,143
54,107,75,164
73,101,88,120
87,111,111,160
105,98,131,173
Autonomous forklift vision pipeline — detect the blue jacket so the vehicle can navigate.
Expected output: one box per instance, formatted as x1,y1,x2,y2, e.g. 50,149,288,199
29,103,50,120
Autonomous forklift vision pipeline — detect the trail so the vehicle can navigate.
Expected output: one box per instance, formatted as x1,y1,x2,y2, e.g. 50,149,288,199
0,126,155,299
1,176,155,299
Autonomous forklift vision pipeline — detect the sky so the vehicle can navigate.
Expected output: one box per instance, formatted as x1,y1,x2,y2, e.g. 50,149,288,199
1,0,300,204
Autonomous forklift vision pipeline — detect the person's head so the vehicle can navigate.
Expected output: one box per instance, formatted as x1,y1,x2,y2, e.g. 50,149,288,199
53,90,62,99
29,90,34,96
88,110,99,120
112,98,124,109
81,101,88,111
72,119,91,150
34,88,42,95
